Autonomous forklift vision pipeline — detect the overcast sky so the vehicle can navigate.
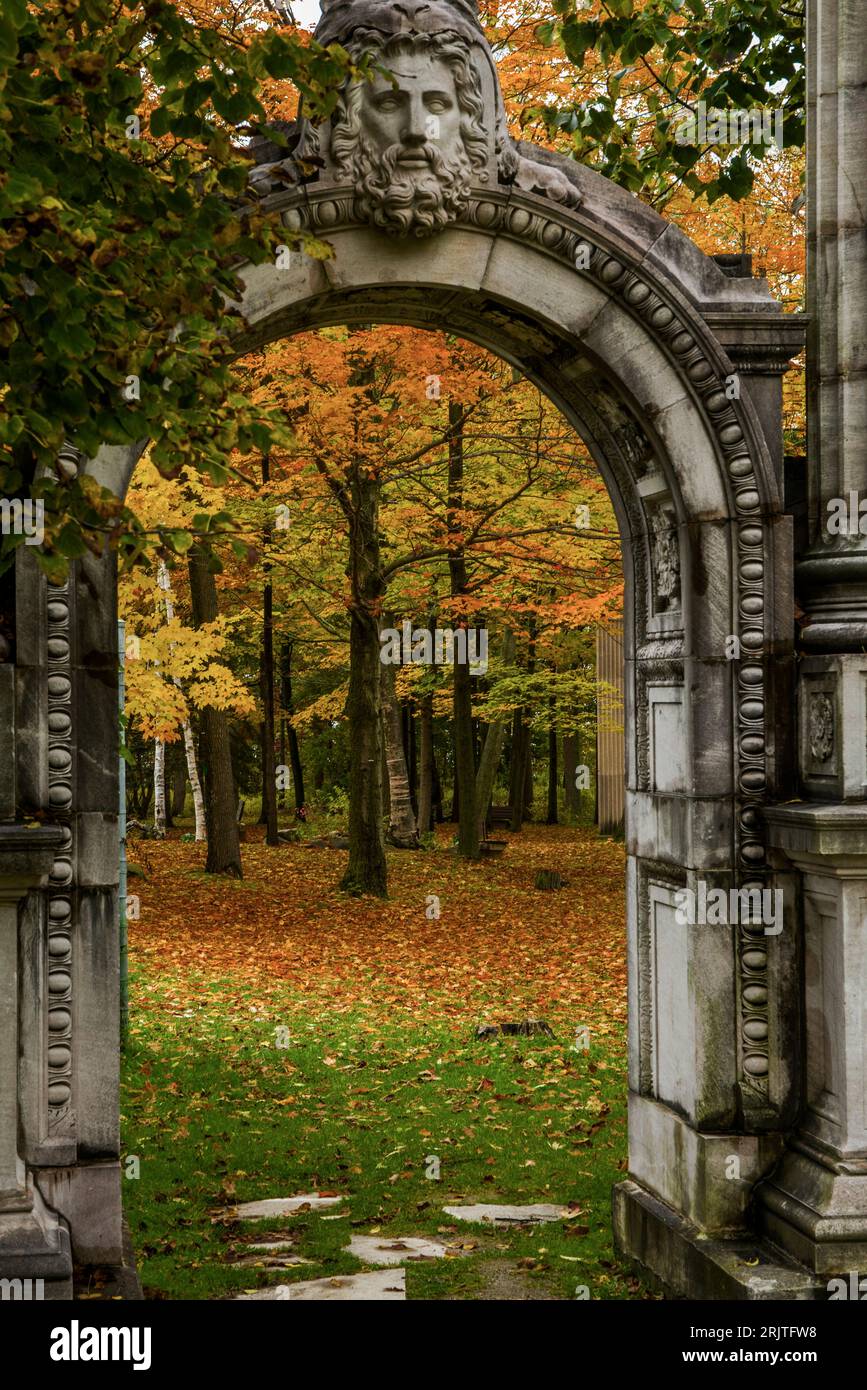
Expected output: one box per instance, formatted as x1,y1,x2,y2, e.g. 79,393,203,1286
293,0,321,26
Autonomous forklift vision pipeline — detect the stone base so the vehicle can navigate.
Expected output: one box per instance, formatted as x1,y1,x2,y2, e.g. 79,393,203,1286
37,1161,123,1265
613,1180,823,1300
0,1179,73,1299
74,1217,143,1301
627,1095,787,1232
758,1145,867,1275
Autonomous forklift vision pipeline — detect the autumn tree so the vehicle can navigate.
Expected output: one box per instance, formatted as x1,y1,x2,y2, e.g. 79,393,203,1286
0,0,358,576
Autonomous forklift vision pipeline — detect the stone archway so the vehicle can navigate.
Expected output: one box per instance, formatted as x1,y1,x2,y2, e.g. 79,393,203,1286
2,0,816,1299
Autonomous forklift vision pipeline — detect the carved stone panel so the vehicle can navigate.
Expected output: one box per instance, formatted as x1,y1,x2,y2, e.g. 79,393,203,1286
808,693,834,763
799,672,839,790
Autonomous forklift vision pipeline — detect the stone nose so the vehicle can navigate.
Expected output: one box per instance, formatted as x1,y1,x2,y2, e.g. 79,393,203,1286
401,95,429,146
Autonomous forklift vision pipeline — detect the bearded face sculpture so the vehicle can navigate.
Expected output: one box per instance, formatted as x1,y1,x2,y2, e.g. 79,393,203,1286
331,30,489,237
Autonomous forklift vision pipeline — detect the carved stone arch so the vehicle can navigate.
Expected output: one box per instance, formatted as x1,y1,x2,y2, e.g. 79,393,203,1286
3,0,811,1299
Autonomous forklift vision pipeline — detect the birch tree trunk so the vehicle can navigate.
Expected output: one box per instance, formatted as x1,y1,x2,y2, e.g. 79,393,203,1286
153,739,166,838
187,547,242,876
380,630,419,849
181,718,205,842
474,629,516,840
157,559,206,842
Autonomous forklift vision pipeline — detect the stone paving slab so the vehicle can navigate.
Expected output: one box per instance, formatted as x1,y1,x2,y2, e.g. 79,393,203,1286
443,1203,569,1225
233,1252,312,1270
236,1194,344,1219
235,1270,406,1301
347,1235,451,1265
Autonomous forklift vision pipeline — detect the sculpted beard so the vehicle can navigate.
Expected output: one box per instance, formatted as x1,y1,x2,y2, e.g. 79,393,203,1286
352,137,474,237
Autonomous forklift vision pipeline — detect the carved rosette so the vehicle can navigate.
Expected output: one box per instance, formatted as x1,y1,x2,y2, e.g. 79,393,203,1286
46,556,76,1134
808,693,834,762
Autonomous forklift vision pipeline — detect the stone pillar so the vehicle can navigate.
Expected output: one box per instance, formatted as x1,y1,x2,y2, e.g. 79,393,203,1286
761,806,867,1273
797,0,867,647
755,0,867,1280
0,825,73,1297
5,542,124,1282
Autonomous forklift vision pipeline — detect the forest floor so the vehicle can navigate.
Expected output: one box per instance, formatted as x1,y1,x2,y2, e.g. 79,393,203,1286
116,820,652,1301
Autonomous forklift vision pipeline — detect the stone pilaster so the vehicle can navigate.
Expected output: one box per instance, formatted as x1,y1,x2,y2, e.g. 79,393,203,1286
755,0,867,1280
761,806,867,1275
797,0,867,648
0,824,72,1299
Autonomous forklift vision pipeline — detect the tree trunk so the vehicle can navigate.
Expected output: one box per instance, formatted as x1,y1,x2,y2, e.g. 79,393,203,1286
158,559,205,842
380,637,419,848
524,620,536,819
153,739,166,837
380,736,390,822
417,691,434,834
509,709,527,832
341,445,387,896
258,720,268,823
258,454,279,845
187,544,243,877
563,732,579,813
280,640,306,815
475,628,515,840
510,620,536,831
448,400,479,860
431,746,444,823
404,703,418,815
547,702,558,825
163,743,173,829
170,753,186,819
278,715,287,809
182,717,205,840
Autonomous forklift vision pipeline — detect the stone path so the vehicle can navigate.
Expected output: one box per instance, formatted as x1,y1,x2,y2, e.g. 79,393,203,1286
230,1193,568,1298
443,1203,569,1225
236,1270,406,1301
347,1235,451,1266
233,1251,311,1270
236,1194,343,1219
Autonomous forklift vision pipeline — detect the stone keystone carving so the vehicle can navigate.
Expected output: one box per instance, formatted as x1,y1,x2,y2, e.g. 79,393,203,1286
331,20,490,236
252,0,581,229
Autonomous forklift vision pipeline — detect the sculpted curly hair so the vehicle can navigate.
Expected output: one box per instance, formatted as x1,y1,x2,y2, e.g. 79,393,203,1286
331,28,489,179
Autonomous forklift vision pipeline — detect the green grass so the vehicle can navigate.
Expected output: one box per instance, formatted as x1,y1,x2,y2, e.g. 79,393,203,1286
121,969,647,1301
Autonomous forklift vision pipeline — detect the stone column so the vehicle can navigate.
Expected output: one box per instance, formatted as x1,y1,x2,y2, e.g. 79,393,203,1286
0,825,72,1298
797,0,867,648
755,0,867,1280
761,807,867,1274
